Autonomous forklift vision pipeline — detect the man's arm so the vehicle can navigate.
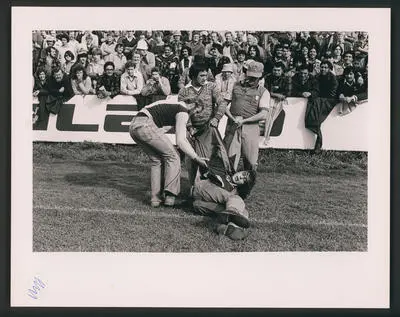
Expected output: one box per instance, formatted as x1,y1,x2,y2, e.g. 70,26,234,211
242,89,270,124
159,77,171,96
211,83,228,121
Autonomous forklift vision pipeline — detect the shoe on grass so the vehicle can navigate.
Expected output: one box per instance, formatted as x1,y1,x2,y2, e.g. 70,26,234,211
164,195,175,207
151,200,161,208
217,222,248,241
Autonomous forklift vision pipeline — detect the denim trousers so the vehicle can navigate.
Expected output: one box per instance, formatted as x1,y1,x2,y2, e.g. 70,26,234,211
129,115,181,202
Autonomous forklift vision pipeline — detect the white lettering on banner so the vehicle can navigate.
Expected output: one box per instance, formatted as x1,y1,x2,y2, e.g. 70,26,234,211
33,95,368,151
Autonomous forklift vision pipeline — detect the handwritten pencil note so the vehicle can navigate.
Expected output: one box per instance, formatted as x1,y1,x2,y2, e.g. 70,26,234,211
27,277,45,299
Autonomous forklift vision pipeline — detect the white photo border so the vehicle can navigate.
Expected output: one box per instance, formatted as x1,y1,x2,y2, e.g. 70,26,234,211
11,7,390,308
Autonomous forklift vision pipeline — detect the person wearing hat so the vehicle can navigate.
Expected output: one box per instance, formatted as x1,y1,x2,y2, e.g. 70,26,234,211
214,63,236,101
136,39,156,70
186,32,205,57
170,30,184,57
224,60,271,171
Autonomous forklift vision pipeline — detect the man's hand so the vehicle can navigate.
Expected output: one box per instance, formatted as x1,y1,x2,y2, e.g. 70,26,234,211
339,93,345,101
302,92,311,98
33,90,40,97
59,87,65,93
234,118,244,128
194,156,209,168
209,118,219,127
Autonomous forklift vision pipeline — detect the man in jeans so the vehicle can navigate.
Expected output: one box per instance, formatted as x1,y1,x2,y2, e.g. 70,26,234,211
192,127,256,240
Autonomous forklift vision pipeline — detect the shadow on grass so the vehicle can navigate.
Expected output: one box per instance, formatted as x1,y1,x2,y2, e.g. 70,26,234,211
64,161,195,212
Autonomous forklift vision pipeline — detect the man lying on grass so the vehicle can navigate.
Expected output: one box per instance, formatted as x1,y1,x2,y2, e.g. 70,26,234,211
191,127,256,241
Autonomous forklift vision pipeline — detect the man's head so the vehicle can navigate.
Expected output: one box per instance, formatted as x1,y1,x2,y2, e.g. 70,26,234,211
272,62,285,77
115,43,124,54
221,63,233,80
64,50,74,62
225,31,233,43
47,46,57,58
172,30,181,41
343,51,354,65
309,47,318,60
125,61,136,77
275,45,284,58
210,43,223,58
299,65,310,82
151,67,161,80
92,48,102,62
189,63,209,86
244,61,263,87
163,44,172,56
136,39,148,56
132,52,141,65
233,170,257,199
320,60,333,76
353,58,363,72
106,32,114,43
104,61,115,76
60,33,69,46
52,67,64,82
128,30,135,37
236,31,244,41
210,32,219,43
192,32,200,43
343,66,355,83
181,46,191,58
237,49,246,62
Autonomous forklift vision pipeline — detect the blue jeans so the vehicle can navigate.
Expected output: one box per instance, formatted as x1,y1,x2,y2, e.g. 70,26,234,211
129,115,181,203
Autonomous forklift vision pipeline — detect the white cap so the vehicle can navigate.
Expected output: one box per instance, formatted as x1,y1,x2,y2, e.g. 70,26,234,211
136,39,148,50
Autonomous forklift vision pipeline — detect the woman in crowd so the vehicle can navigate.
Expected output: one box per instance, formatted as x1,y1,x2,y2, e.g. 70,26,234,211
70,64,95,96
247,45,262,63
331,45,344,76
129,102,208,207
62,50,75,76
152,31,165,56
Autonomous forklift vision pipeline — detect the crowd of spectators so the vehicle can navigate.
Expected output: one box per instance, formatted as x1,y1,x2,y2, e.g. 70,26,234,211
32,30,368,127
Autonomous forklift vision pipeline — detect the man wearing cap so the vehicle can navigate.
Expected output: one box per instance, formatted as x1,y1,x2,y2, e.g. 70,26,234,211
224,61,270,171
170,31,184,57
136,39,156,69
214,63,236,102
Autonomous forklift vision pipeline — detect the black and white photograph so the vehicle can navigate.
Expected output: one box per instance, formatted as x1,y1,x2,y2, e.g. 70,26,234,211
11,7,390,308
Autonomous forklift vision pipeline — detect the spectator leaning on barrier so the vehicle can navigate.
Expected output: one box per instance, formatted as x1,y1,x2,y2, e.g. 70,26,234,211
120,60,144,101
263,61,289,144
141,66,171,106
46,67,74,116
289,63,319,99
214,63,236,102
224,61,270,171
177,62,228,185
304,60,338,154
70,64,95,96
96,61,120,99
108,43,127,76
337,66,368,116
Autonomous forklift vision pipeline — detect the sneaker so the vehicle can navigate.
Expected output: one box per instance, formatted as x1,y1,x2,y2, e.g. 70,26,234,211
217,222,248,241
164,195,175,207
219,209,250,228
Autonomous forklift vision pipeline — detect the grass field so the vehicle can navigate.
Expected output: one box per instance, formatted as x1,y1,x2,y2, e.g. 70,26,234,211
33,142,368,252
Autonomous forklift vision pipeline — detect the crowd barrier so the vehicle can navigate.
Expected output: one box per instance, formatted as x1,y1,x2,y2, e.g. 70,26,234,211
33,94,368,151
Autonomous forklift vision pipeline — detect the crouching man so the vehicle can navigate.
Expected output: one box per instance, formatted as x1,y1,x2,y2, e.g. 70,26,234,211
192,127,256,240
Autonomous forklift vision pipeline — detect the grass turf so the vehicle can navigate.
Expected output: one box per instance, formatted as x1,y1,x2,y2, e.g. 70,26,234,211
33,142,367,252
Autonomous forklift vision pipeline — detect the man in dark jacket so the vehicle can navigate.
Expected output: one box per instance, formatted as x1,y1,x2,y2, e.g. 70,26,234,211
46,67,74,115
